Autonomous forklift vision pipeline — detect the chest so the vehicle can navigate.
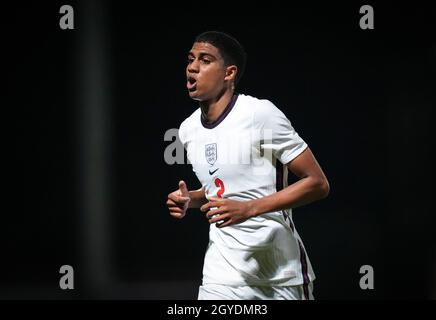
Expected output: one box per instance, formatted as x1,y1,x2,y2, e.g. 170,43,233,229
186,119,266,191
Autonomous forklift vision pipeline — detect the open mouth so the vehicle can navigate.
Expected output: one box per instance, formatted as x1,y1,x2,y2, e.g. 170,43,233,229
187,77,197,91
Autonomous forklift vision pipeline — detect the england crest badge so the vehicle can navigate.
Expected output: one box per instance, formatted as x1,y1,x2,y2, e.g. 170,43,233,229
205,143,217,166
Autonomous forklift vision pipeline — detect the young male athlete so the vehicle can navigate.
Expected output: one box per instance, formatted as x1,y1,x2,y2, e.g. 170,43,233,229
166,31,330,300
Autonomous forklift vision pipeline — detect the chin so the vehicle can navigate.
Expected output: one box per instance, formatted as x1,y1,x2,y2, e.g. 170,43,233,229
188,91,203,101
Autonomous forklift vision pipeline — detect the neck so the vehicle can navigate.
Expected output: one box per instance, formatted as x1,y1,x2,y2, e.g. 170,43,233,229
200,89,234,124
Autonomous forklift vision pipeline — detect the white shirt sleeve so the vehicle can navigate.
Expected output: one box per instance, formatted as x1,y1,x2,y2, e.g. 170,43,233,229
256,100,308,165
178,120,187,147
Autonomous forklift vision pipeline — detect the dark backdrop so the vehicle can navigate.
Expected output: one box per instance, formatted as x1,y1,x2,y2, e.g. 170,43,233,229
4,1,435,299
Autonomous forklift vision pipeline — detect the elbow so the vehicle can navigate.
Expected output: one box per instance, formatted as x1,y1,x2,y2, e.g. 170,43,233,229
321,179,330,198
315,177,330,199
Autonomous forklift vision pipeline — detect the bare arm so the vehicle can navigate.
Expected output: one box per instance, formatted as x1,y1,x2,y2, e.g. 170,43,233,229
249,147,329,216
201,148,330,227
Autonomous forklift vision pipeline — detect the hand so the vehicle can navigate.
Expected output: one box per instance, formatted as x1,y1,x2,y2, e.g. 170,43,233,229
167,180,191,219
200,197,256,228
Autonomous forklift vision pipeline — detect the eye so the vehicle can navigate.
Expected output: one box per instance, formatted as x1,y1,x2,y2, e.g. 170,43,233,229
201,58,211,64
187,57,194,64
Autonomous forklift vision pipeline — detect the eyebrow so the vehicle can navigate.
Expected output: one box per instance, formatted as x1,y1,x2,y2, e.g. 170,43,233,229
187,51,218,60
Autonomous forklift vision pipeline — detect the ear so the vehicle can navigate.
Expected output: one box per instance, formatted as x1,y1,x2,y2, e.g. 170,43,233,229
224,65,238,82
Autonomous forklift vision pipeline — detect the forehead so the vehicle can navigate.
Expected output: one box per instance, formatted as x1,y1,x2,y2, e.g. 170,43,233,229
189,42,222,58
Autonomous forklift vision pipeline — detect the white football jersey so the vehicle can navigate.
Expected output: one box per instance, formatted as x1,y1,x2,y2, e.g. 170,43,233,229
178,93,315,286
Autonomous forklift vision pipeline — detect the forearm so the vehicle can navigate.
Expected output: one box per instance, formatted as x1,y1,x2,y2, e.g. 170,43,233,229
249,176,329,217
188,188,208,208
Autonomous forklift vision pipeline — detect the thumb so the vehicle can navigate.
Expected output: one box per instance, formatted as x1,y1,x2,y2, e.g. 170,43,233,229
178,180,189,197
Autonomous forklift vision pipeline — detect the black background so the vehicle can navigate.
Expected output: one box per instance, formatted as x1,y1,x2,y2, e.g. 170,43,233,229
3,1,435,299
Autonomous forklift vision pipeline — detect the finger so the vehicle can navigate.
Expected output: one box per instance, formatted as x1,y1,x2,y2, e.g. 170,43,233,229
216,218,233,228
208,212,229,224
168,192,179,202
166,200,177,207
200,203,209,212
201,200,223,212
169,210,185,219
169,207,184,214
179,180,189,197
201,202,215,212
176,196,190,203
206,207,227,219
167,201,185,209
167,197,181,206
168,193,190,204
208,197,225,206
170,212,185,219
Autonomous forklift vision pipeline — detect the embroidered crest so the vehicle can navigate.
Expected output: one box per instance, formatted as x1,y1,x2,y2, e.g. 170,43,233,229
205,143,217,166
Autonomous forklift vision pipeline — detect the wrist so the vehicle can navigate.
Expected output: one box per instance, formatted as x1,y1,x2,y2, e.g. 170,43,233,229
247,199,260,217
188,189,206,209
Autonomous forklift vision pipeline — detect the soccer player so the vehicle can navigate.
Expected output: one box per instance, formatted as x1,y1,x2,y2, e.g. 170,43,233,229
166,31,330,300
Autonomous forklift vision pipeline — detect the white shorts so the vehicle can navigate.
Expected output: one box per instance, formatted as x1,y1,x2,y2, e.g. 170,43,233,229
198,282,314,300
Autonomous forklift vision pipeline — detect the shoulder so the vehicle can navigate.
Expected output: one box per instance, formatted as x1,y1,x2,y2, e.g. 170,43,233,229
180,108,201,129
238,93,287,124
239,93,282,112
179,108,201,143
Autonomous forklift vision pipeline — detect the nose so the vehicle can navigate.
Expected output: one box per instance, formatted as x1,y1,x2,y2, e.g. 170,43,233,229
187,59,199,74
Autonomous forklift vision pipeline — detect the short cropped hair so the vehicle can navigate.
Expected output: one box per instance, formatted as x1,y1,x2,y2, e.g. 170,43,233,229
195,31,247,86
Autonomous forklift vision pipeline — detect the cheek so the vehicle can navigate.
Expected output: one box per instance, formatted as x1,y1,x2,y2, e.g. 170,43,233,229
202,69,224,85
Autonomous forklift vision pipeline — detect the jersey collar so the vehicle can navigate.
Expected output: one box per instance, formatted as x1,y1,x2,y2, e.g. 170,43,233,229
201,93,239,129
